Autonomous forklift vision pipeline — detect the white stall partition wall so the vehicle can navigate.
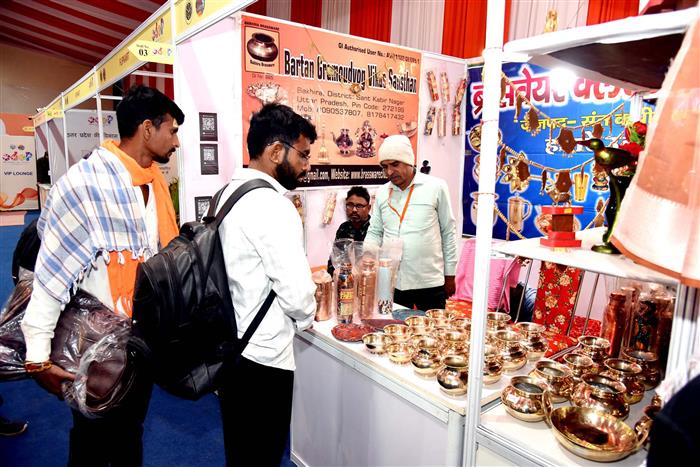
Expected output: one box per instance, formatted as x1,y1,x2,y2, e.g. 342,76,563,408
65,110,119,166
47,118,67,184
175,16,242,222
417,53,465,240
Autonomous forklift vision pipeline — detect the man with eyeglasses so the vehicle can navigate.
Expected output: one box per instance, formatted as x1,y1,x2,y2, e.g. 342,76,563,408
327,186,372,276
366,134,457,311
214,103,317,465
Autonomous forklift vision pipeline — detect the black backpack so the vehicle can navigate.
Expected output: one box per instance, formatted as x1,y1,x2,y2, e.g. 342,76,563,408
131,179,275,400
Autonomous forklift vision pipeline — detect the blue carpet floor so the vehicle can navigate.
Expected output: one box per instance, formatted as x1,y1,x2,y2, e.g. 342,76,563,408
0,211,293,466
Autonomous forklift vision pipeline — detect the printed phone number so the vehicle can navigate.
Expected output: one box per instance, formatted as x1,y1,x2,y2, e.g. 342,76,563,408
320,107,362,116
366,111,405,120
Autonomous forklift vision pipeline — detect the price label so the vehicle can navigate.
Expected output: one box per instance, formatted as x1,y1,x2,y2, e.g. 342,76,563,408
128,40,174,65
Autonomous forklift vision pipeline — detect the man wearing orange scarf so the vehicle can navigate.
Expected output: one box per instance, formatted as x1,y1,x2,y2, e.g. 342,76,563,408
21,85,183,466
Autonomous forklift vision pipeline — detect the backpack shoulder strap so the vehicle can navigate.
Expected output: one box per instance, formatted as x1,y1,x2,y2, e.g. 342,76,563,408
210,179,275,229
236,289,277,354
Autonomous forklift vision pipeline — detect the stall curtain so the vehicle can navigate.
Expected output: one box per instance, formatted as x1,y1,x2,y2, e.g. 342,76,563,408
586,0,639,25
349,0,393,42
267,0,291,20
612,18,700,287
321,0,350,34
291,0,322,27
441,0,512,59
508,0,590,40
245,0,267,15
390,0,445,53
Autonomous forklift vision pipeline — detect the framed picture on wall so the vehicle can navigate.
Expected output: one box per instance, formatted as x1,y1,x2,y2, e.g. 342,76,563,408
199,112,218,141
200,143,219,175
194,196,212,222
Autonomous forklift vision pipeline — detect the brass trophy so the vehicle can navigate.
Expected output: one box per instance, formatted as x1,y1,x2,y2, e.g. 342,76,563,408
317,123,330,164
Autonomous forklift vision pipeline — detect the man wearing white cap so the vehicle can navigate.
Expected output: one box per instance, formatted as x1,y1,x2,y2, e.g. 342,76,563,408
365,134,457,310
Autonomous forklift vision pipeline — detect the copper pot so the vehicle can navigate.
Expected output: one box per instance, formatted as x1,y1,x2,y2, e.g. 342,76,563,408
483,344,504,385
246,33,279,62
621,349,661,390
411,341,442,378
563,353,596,383
437,354,469,397
494,330,527,372
501,376,552,422
571,374,629,420
601,358,645,404
577,336,611,369
528,360,574,403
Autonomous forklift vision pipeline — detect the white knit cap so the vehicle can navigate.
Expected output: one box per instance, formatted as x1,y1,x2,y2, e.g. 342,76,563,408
378,134,415,166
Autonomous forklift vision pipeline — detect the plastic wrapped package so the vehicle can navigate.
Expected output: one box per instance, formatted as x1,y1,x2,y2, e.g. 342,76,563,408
62,326,137,419
376,239,403,315
330,239,354,323
0,279,33,381
350,242,379,320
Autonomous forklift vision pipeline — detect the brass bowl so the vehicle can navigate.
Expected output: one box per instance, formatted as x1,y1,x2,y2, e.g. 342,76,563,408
362,332,393,355
411,347,442,378
572,374,629,420
450,318,471,332
621,349,661,390
563,353,596,383
426,309,452,320
405,316,435,329
437,354,469,397
501,376,551,422
522,334,549,362
494,330,527,372
383,324,411,343
577,336,611,366
408,332,436,348
431,317,453,330
411,335,440,350
386,342,413,364
549,406,648,462
441,330,469,353
514,321,545,338
486,311,511,331
601,358,645,405
529,360,574,403
483,345,504,385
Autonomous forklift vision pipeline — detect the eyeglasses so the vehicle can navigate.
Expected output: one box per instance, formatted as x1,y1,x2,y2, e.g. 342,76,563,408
280,141,312,162
346,203,369,211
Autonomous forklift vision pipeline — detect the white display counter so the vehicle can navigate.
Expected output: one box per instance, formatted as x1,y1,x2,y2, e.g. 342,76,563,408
291,318,537,466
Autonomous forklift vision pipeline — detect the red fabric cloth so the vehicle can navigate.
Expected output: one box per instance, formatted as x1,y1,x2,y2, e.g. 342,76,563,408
291,0,322,27
533,262,583,335
586,0,640,25
245,0,267,15
349,0,393,42
441,0,511,59
446,299,473,318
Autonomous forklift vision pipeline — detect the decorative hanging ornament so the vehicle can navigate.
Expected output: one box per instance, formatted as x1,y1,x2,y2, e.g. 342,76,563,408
500,76,507,101
593,122,604,139
555,170,573,194
499,147,507,172
524,107,541,136
514,94,524,122
541,170,548,195
502,152,530,192
609,114,614,134
544,9,558,33
557,127,577,154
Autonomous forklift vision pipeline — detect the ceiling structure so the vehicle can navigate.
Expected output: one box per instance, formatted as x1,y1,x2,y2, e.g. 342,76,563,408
0,0,166,65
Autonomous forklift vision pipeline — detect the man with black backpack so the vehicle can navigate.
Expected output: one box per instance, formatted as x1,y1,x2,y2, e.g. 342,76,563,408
20,85,184,466
215,104,317,466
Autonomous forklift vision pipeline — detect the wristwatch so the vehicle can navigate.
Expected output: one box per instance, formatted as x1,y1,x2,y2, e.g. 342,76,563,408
24,361,52,373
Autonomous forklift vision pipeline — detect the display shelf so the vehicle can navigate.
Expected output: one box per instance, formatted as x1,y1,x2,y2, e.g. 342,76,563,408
299,318,536,416
503,8,696,91
492,227,677,286
478,389,656,467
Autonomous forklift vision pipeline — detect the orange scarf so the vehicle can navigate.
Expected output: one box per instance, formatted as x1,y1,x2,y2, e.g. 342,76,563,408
101,140,179,316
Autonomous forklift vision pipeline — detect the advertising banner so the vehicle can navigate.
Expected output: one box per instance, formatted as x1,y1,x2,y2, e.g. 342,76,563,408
241,14,422,186
463,63,653,240
1,113,38,211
